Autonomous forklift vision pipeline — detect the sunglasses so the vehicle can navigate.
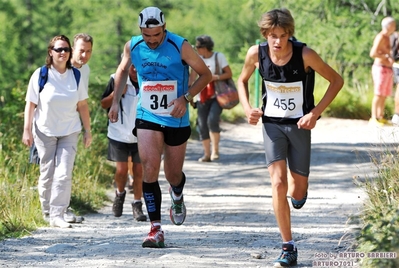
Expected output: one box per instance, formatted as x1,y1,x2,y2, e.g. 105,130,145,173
52,47,71,53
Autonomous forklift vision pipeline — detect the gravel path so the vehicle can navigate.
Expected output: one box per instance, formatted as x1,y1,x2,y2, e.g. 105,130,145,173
1,118,398,268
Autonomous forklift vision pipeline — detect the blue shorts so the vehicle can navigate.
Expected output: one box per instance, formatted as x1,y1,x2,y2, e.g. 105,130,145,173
262,123,311,177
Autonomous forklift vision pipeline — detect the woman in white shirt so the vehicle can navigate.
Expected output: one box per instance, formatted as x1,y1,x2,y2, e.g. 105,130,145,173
22,35,92,228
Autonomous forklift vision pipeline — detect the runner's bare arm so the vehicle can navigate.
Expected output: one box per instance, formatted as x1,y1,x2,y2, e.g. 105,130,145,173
298,46,344,129
167,41,212,118
182,41,212,98
237,45,263,125
108,41,131,123
167,41,211,117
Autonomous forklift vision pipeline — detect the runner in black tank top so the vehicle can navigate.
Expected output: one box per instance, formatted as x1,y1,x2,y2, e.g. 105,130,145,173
237,8,343,267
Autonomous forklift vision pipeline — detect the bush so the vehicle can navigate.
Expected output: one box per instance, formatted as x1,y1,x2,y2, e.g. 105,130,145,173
354,149,399,268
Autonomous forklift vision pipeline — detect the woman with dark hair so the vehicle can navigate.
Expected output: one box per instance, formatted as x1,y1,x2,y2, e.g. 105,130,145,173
22,35,92,228
190,35,233,162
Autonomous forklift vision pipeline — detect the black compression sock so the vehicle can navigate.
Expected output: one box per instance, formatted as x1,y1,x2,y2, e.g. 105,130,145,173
142,181,162,221
170,172,186,196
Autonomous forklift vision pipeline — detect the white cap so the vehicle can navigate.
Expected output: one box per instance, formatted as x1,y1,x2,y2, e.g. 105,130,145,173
138,7,165,28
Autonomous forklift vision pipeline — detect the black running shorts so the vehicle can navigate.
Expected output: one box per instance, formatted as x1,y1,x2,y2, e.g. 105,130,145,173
135,119,191,146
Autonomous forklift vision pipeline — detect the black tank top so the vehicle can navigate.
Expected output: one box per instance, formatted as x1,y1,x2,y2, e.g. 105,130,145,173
258,40,315,124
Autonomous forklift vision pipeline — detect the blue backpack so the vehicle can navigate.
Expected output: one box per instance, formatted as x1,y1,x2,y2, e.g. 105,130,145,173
29,66,81,164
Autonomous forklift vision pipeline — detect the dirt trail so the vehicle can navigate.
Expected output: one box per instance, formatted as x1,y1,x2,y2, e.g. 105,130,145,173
1,118,398,268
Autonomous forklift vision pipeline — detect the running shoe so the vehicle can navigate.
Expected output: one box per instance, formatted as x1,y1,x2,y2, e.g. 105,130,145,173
112,191,126,217
291,191,308,210
274,243,298,267
142,224,165,248
169,187,186,225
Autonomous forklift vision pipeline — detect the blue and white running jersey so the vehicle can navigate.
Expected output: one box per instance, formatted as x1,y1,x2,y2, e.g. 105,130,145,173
130,30,190,127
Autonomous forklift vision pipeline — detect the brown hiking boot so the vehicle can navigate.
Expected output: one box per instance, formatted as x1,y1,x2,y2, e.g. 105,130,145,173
132,201,147,221
112,191,126,217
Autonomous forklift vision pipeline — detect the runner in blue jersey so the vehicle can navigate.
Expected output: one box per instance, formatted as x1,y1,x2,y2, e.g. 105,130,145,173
108,6,212,248
237,8,344,267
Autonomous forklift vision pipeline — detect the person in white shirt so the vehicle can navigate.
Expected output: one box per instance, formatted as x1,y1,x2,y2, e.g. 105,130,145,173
101,65,147,222
22,35,92,228
60,33,93,223
189,35,233,162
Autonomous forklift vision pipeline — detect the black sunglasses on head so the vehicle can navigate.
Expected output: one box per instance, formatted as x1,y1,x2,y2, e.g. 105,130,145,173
52,47,71,53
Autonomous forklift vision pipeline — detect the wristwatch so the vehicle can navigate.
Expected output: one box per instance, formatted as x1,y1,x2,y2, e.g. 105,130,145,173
184,92,193,102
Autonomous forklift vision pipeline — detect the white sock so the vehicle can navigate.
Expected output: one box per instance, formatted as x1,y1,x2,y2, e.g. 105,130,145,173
152,222,162,229
171,191,182,201
116,190,125,195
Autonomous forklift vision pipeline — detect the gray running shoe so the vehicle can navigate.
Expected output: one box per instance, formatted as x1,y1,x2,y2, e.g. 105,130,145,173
168,187,186,225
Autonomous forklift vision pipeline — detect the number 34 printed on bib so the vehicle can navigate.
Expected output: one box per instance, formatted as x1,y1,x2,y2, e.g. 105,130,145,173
263,81,304,118
141,81,178,117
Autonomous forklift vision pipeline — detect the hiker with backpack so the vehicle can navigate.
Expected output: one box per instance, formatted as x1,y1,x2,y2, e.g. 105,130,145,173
27,33,94,224
22,35,92,228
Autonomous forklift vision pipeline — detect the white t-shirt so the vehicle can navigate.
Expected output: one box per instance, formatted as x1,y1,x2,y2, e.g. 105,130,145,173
73,64,90,94
201,52,229,75
197,52,229,102
26,66,88,136
107,74,139,143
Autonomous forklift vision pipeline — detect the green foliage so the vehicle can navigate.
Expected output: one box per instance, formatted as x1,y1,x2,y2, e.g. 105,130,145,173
0,169,41,239
354,150,399,268
1,0,399,117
